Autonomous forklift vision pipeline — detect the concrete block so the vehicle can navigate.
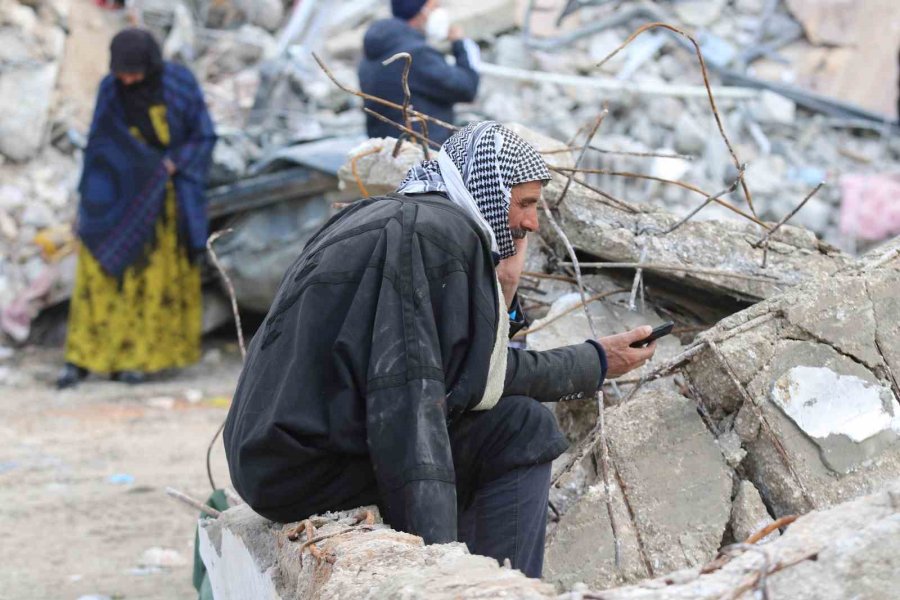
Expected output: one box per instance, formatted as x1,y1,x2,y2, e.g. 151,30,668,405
598,480,900,599
730,480,777,543
199,504,556,599
685,256,900,517
605,387,733,575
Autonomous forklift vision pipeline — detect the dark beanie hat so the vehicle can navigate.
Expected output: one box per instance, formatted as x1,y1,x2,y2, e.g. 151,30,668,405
392,0,427,20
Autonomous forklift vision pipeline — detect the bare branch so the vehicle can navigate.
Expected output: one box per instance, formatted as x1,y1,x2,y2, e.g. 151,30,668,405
595,23,759,219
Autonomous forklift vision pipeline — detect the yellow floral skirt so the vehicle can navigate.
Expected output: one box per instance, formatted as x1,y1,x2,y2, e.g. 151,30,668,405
65,185,202,373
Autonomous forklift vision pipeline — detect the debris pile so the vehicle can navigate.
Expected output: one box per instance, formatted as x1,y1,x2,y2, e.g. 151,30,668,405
200,476,900,599
321,124,900,597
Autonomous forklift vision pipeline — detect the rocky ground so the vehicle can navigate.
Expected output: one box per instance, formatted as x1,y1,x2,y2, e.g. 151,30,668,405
0,342,241,600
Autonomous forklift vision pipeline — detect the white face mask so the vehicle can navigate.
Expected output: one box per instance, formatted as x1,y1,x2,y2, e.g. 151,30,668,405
425,7,451,43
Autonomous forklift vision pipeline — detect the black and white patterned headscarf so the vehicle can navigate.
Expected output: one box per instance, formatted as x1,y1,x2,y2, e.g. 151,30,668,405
397,121,551,259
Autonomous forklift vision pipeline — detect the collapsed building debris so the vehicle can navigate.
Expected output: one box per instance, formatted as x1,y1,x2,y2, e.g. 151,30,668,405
198,504,555,600
198,477,900,599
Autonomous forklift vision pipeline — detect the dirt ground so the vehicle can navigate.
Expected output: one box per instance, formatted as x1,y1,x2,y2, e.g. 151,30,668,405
0,342,243,600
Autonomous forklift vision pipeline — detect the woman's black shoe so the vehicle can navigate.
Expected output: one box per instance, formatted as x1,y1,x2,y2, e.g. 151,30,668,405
111,370,146,385
56,363,88,389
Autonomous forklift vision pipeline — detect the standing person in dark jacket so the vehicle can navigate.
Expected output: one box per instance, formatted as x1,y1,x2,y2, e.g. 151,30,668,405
358,0,480,143
224,121,656,578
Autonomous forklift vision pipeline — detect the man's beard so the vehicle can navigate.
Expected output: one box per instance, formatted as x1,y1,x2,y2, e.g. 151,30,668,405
510,228,528,240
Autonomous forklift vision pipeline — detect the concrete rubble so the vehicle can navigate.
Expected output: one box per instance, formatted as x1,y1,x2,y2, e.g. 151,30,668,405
592,479,900,600
198,504,555,600
684,244,900,517
200,479,900,599
2,1,899,595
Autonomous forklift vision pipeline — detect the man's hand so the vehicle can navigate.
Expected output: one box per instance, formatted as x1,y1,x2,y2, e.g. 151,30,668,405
163,157,177,176
496,235,528,309
598,326,657,378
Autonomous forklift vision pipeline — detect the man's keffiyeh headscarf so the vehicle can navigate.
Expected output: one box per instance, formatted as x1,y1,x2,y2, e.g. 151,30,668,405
397,121,551,259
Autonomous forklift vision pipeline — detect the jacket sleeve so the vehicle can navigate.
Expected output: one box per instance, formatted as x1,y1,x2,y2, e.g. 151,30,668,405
365,208,457,545
408,43,479,104
504,342,606,402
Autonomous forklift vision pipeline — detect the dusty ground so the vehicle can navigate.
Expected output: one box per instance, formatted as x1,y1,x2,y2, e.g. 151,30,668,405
0,342,243,600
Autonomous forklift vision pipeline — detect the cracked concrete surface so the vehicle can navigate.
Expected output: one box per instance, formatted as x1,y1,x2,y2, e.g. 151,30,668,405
686,251,900,516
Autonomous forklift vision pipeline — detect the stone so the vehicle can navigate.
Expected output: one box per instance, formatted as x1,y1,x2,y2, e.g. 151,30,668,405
493,34,535,70
789,196,831,234
730,480,777,543
451,0,518,42
544,479,650,591
0,63,59,161
234,0,283,32
19,202,55,229
544,171,850,303
752,90,797,125
675,0,726,28
684,253,900,517
337,138,425,198
0,185,26,211
673,113,707,156
597,481,900,599
199,504,556,599
605,387,733,575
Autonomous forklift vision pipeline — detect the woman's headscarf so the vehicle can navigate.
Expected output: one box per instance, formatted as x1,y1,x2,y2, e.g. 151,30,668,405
397,121,551,259
110,28,165,148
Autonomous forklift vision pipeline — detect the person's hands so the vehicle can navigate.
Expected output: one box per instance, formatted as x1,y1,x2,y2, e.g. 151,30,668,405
448,25,464,41
163,157,177,176
496,235,528,309
598,326,657,378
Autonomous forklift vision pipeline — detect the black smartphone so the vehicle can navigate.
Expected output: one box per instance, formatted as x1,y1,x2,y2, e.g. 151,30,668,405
630,321,675,348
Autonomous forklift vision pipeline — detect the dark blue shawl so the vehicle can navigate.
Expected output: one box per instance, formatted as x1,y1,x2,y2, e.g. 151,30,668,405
77,63,217,278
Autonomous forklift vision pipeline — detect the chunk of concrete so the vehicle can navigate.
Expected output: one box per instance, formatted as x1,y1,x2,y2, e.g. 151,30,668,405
596,480,900,599
605,387,733,575
0,63,59,161
684,254,900,517
544,479,650,591
543,170,850,303
527,292,684,441
770,365,900,474
337,138,425,197
546,386,732,590
730,480,777,544
199,504,556,599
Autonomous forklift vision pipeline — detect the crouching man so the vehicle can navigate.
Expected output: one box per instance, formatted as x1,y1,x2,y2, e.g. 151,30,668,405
224,121,656,578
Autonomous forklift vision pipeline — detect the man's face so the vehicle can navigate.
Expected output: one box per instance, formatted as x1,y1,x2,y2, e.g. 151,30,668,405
115,71,145,86
508,180,542,239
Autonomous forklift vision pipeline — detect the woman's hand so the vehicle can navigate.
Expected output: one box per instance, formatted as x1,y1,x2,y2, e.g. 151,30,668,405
163,157,177,176
598,326,657,378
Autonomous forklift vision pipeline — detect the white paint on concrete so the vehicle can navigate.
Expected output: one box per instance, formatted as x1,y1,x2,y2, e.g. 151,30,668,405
771,366,900,443
198,521,283,600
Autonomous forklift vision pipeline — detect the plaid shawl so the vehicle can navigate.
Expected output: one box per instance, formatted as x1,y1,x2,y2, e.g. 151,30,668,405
77,63,216,279
397,121,550,259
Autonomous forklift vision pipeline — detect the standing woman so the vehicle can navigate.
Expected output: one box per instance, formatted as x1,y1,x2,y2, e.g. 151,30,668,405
58,28,216,388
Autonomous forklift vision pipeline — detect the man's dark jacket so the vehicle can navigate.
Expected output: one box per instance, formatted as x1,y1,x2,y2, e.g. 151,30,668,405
358,18,479,143
224,194,604,544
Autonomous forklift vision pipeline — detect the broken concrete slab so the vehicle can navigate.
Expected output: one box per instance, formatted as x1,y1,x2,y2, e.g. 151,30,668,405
596,480,900,599
543,173,851,303
684,252,900,517
605,386,733,575
336,138,425,198
544,477,650,591
730,480,777,544
526,291,684,441
200,504,556,599
545,386,732,589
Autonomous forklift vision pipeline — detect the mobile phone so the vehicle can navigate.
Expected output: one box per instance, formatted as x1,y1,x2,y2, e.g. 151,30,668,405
630,321,675,348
